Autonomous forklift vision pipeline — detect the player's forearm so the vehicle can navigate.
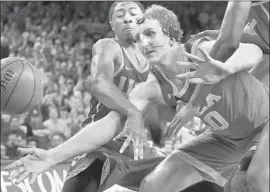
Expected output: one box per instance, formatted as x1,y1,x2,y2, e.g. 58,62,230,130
48,99,151,165
223,43,263,74
90,77,141,117
217,2,251,48
48,112,123,165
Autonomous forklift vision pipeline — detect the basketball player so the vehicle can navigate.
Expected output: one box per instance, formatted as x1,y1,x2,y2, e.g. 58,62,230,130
132,5,267,192
59,1,155,192
6,4,267,192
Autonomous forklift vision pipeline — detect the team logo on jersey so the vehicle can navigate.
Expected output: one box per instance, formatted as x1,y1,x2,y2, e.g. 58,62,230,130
125,65,133,71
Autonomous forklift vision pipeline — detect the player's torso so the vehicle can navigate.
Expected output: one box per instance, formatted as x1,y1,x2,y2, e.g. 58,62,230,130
83,40,150,125
153,39,269,138
248,1,269,48
197,71,269,138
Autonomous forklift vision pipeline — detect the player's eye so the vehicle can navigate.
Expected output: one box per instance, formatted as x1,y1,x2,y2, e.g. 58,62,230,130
145,31,155,37
130,9,138,16
116,11,125,18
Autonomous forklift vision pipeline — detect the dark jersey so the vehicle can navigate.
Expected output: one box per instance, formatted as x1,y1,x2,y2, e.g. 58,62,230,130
82,39,150,126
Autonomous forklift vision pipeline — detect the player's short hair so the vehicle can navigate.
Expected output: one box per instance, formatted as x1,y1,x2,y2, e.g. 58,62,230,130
140,5,183,42
108,1,145,21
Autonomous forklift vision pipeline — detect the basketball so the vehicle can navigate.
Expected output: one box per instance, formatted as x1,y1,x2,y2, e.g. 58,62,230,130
1,57,43,115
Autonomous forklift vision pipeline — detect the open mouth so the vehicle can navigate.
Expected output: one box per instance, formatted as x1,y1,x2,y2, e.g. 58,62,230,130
144,50,155,56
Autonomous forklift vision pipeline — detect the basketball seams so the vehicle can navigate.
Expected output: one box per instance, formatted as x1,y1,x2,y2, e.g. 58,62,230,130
2,59,25,112
1,59,23,71
18,60,37,114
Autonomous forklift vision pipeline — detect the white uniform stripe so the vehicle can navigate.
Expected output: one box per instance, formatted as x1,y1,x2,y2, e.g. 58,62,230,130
173,150,227,187
260,4,269,21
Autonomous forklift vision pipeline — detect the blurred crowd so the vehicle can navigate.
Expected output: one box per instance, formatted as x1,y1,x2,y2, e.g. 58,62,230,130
1,1,226,160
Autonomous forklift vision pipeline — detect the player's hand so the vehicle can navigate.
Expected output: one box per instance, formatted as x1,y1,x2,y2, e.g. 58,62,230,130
176,48,230,84
113,111,145,160
4,147,55,185
187,30,220,43
166,104,200,138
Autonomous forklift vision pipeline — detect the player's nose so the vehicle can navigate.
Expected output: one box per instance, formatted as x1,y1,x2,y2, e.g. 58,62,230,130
124,13,133,24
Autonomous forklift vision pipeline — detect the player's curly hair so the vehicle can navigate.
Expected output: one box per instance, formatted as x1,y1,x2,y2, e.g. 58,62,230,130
140,5,183,42
108,1,145,21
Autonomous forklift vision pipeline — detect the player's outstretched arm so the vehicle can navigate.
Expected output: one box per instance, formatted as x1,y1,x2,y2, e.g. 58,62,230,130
88,38,142,119
5,111,125,184
5,76,163,184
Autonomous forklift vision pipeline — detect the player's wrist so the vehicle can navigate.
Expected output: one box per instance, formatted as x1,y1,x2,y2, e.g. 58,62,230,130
127,107,142,118
47,149,63,166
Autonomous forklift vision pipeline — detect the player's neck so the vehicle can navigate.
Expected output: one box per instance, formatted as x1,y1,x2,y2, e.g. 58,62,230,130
115,36,136,48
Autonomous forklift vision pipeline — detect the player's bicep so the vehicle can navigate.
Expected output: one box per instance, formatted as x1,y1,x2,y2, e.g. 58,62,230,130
91,39,119,81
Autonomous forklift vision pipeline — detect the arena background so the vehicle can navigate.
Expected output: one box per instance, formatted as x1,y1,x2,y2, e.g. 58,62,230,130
1,1,227,192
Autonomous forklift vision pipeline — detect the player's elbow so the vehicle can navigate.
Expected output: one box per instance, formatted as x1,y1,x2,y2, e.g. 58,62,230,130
244,43,263,59
88,76,105,93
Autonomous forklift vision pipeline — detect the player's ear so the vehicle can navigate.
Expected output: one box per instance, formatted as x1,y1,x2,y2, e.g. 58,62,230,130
109,21,114,31
169,37,175,47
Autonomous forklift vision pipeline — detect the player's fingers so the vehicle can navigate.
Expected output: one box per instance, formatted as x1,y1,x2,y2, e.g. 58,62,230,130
175,71,195,80
198,47,212,61
176,61,198,68
30,173,39,184
17,147,36,156
8,167,25,181
134,144,139,161
138,136,144,160
5,159,22,171
167,118,181,137
15,171,30,184
188,32,205,42
182,52,205,63
172,124,183,138
113,131,126,141
189,78,206,84
119,135,132,154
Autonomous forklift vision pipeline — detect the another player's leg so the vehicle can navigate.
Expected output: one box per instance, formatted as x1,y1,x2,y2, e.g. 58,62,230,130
62,159,103,192
140,131,235,192
139,153,203,192
247,121,269,192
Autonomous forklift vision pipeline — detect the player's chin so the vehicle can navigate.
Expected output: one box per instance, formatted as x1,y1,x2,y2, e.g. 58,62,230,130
124,31,136,40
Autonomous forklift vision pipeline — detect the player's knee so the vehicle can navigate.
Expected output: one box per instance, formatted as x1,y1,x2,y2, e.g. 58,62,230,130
225,171,250,192
140,175,159,192
247,165,268,191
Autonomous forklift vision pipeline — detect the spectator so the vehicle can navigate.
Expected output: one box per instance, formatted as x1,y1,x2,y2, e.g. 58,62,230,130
50,132,65,148
1,143,9,160
1,36,10,58
42,106,70,138
27,137,39,148
5,131,26,159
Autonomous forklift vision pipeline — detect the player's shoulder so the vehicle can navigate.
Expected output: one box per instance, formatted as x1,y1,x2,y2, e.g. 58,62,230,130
93,38,121,52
